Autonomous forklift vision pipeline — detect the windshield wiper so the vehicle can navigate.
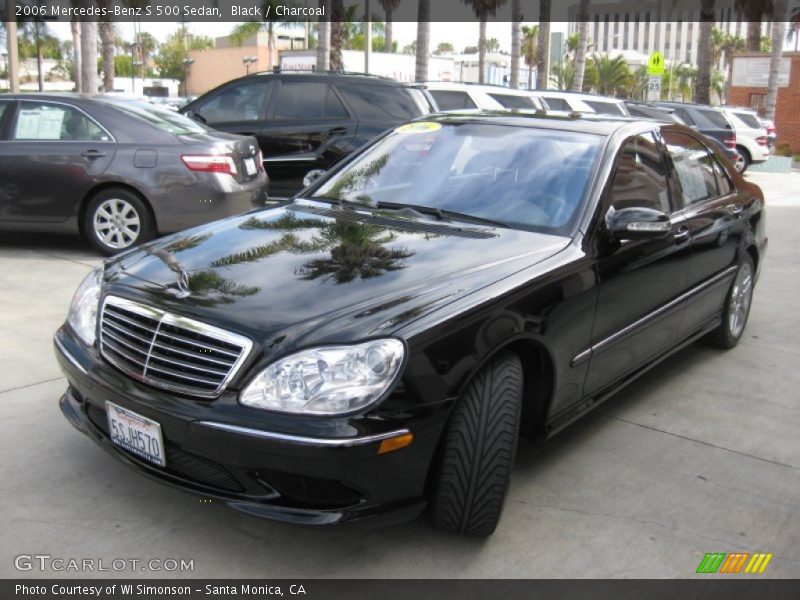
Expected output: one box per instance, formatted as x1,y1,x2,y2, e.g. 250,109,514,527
375,201,508,229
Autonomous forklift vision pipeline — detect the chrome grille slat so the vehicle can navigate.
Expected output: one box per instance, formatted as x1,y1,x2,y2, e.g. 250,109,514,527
99,296,253,398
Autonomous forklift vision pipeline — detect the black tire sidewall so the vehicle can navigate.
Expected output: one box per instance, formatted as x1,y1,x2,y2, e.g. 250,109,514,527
84,189,153,255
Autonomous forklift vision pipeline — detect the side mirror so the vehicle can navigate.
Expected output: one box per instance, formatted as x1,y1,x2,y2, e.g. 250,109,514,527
303,169,326,187
606,206,671,241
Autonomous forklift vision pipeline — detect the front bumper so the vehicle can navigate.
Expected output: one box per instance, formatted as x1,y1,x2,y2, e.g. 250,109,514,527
54,326,449,527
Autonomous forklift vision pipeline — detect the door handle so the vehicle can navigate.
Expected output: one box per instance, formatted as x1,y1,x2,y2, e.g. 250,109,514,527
81,150,107,159
730,204,744,217
328,127,348,136
673,226,690,242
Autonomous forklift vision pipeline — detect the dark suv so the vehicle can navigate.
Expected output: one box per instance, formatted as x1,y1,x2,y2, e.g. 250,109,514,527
654,101,737,151
182,71,431,197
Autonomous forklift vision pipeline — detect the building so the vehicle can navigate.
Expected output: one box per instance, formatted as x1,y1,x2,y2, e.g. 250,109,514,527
567,0,774,68
728,52,800,153
186,31,308,95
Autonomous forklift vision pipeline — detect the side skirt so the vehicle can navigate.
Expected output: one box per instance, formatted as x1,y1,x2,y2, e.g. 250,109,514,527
543,315,722,439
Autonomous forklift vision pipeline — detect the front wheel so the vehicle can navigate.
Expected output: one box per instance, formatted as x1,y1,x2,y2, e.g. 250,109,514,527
428,353,523,536
84,188,154,255
734,147,750,174
706,255,755,349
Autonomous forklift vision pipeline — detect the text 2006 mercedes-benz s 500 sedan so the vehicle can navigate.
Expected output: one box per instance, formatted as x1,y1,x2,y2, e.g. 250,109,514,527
55,113,767,536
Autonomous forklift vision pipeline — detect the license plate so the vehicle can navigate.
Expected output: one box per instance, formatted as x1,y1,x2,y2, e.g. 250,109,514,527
106,401,166,467
244,157,257,176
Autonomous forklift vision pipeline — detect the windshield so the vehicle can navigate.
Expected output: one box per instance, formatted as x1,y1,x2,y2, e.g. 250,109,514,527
104,99,209,135
311,121,602,234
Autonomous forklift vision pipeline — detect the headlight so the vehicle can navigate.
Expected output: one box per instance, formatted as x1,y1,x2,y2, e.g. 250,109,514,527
67,267,103,346
240,339,405,415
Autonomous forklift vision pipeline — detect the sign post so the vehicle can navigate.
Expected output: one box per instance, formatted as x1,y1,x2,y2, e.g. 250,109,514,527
647,51,664,102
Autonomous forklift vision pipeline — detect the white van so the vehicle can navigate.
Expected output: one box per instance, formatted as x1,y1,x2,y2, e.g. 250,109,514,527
721,107,770,173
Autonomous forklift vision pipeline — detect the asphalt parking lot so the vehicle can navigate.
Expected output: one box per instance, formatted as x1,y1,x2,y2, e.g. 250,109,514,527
1,171,798,579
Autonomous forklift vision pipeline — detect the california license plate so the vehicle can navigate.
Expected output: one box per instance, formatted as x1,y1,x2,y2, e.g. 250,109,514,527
244,157,257,176
106,401,166,467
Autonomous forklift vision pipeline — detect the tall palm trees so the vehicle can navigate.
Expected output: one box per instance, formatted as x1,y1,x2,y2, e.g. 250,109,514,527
591,55,631,96
765,0,788,121
536,0,551,90
380,0,401,53
694,0,715,104
463,0,507,85
415,0,430,82
510,0,522,88
522,24,538,89
330,0,344,71
572,0,590,92
736,0,775,52
317,0,330,71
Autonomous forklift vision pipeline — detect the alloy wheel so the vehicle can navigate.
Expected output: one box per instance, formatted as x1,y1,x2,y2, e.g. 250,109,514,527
93,198,141,250
729,261,753,338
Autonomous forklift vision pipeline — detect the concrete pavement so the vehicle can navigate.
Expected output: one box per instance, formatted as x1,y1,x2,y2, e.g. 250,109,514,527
0,172,798,578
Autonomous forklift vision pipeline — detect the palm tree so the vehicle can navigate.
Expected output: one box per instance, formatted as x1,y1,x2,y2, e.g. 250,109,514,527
330,0,344,71
694,0,715,104
787,5,800,52
572,0,590,92
510,0,522,88
735,0,774,52
80,17,97,94
765,0,788,121
317,0,330,70
550,61,574,90
536,0,551,90
522,24,538,89
415,0,430,82
463,1,507,84
380,0,401,53
628,65,649,101
591,55,631,96
98,9,115,92
70,18,82,92
711,70,726,103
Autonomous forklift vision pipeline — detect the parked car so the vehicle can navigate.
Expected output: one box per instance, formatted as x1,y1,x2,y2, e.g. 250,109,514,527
55,112,766,536
722,106,770,173
528,90,595,113
654,101,737,153
181,71,431,198
572,93,630,116
760,117,777,148
424,82,544,112
0,94,267,254
625,101,683,123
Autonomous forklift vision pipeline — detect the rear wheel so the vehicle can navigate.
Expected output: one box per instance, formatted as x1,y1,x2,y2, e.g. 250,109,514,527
734,146,751,174
706,255,755,349
84,188,154,255
428,353,523,536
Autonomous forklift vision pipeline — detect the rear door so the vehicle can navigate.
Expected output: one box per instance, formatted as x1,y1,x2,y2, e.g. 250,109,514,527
583,131,691,396
260,79,355,197
660,128,745,338
0,100,115,223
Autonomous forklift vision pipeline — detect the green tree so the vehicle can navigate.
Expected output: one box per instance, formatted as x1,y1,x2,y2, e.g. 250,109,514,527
591,55,632,96
550,60,574,90
694,0,715,105
735,0,774,52
462,0,508,83
154,29,213,80
434,42,455,55
380,0,402,53
521,24,538,89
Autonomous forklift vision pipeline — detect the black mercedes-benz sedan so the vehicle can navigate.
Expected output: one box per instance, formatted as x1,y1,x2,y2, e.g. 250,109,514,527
0,94,268,254
54,112,767,536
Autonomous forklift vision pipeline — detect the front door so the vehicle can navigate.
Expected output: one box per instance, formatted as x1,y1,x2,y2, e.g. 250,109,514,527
583,132,692,396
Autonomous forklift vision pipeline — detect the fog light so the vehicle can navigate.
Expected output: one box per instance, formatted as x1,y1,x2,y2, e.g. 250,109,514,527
378,432,414,455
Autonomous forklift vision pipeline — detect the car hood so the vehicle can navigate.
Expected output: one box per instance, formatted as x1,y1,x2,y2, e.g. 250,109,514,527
105,200,570,355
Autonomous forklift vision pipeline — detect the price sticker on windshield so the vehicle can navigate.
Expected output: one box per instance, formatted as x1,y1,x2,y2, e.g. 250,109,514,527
395,122,443,134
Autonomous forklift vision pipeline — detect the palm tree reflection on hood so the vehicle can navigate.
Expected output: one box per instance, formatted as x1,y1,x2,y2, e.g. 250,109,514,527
211,213,414,284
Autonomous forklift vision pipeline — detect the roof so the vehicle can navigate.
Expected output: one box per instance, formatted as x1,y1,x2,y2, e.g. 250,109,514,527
424,110,654,136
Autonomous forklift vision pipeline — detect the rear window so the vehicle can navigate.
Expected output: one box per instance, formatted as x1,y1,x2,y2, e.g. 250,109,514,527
429,90,477,111
105,100,207,135
730,111,763,130
584,100,626,116
542,96,571,111
696,108,731,130
337,83,423,121
488,93,537,110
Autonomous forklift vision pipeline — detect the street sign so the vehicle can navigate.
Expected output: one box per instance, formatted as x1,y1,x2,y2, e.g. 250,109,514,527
648,52,665,76
647,75,662,102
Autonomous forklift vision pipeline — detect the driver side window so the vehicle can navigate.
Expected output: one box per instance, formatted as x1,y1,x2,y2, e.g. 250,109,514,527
608,133,671,213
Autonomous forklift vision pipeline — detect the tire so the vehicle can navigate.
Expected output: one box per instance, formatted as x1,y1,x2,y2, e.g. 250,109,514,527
734,146,751,174
706,255,755,349
429,353,523,537
83,188,154,255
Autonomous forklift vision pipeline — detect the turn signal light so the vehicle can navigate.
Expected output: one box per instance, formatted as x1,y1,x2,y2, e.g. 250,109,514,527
181,154,238,176
378,432,414,455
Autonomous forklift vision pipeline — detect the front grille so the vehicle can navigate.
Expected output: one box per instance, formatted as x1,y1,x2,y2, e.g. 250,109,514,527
86,404,244,493
99,296,252,398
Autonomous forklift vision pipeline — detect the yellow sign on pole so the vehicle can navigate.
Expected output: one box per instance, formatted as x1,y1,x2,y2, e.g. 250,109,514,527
648,52,665,76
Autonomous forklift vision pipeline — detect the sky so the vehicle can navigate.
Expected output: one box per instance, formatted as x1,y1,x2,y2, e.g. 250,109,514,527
44,20,571,54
